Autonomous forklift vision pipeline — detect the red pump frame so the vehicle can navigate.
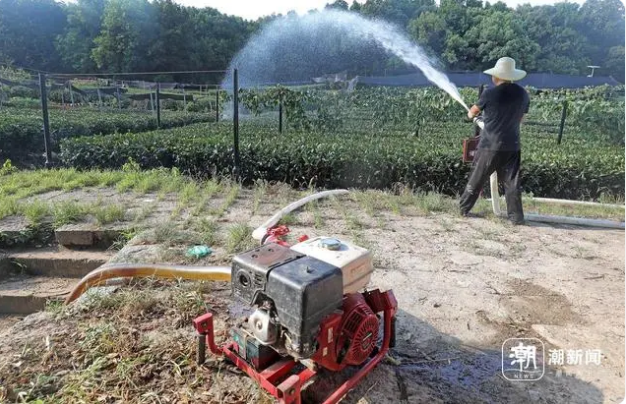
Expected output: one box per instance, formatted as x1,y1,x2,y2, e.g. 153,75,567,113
193,289,397,404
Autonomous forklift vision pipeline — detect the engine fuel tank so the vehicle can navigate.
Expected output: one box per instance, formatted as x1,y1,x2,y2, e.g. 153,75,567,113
290,237,373,294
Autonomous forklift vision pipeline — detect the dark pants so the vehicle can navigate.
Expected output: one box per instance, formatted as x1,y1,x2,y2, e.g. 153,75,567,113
459,149,524,224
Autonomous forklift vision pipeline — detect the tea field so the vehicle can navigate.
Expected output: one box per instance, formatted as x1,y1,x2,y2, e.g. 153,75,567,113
2,85,624,200
0,107,215,157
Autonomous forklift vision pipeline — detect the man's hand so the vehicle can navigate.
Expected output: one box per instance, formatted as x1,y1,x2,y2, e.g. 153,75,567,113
467,105,481,120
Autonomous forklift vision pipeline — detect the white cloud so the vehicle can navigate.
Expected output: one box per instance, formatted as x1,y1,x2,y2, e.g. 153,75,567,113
176,0,585,20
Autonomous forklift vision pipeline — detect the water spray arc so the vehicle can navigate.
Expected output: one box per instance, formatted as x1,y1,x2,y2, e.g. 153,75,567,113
221,10,468,112
221,9,618,229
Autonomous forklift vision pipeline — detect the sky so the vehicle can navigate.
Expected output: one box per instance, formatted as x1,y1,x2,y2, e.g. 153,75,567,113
176,0,586,20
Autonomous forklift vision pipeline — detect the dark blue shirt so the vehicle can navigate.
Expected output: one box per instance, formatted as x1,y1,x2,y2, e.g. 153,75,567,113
477,83,530,151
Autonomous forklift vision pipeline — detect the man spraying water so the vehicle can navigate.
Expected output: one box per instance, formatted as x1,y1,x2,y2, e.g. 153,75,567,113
460,57,529,225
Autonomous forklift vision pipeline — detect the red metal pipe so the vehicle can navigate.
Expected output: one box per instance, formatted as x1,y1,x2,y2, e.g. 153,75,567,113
193,313,223,355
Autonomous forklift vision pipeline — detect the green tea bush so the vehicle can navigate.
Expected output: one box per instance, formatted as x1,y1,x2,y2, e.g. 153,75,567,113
60,122,624,200
0,108,215,158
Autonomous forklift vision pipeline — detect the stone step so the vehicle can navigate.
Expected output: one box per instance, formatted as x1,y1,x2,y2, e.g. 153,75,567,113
0,248,112,279
0,275,75,314
55,224,127,248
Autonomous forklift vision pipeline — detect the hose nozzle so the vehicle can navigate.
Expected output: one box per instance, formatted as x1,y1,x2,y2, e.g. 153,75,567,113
473,116,484,130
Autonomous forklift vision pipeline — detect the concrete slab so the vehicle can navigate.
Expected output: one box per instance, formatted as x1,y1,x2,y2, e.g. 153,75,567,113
0,216,53,248
55,223,126,248
54,229,94,246
0,275,74,314
2,248,112,278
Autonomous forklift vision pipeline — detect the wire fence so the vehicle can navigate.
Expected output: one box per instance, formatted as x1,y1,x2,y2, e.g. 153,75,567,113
233,83,572,142
1,64,619,176
0,68,240,170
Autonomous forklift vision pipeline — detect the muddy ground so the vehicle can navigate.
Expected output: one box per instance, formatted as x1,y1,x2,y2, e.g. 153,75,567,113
0,187,623,403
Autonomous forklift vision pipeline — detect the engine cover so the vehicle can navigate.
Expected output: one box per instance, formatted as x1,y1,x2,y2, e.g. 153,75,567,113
231,244,344,359
232,244,303,306
266,255,343,358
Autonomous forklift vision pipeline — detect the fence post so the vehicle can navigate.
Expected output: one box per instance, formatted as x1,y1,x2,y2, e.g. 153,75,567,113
69,80,75,107
278,96,283,133
97,88,103,111
215,87,219,122
557,101,567,145
116,84,122,111
156,83,161,128
38,73,52,168
182,85,187,111
233,69,240,180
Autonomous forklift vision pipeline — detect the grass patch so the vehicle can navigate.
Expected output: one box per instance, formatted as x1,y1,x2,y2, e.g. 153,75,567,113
226,223,254,253
152,222,198,246
191,218,218,246
438,217,455,232
278,212,298,226
22,200,50,224
93,204,126,225
522,198,624,221
191,180,221,217
414,192,458,215
463,240,506,259
384,194,401,215
210,183,240,217
305,200,325,229
111,227,139,250
44,298,67,318
396,185,416,206
330,195,361,229
179,182,201,206
133,200,157,223
0,197,18,220
252,180,269,215
0,222,54,248
170,281,207,321
354,190,392,216
52,201,88,227
354,191,377,216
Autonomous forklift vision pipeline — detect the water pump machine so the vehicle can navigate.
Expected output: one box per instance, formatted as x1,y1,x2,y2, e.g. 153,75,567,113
193,232,397,404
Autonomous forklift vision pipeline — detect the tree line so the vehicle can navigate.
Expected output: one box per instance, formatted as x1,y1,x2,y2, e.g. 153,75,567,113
0,0,623,83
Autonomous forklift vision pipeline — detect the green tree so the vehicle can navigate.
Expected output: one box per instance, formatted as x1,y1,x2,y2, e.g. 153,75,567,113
0,0,66,71
408,11,447,56
464,9,540,71
361,0,433,27
149,0,193,75
517,3,590,75
91,0,157,72
579,0,625,75
325,0,349,10
56,0,106,72
605,46,625,82
187,7,251,82
350,1,362,12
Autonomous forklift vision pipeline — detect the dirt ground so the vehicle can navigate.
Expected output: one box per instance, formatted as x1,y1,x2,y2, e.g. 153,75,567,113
286,195,625,404
0,187,623,403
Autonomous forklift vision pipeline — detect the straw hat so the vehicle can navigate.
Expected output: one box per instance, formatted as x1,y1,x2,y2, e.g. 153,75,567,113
483,57,527,81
